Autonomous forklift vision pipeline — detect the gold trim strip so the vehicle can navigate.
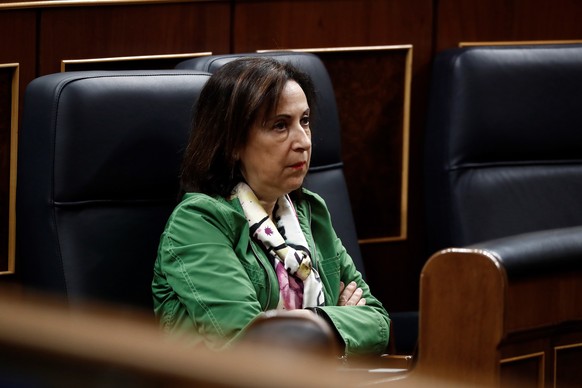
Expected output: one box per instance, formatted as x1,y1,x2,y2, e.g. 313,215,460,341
258,44,413,54
397,46,412,242
500,351,545,364
61,52,212,72
459,40,582,47
259,45,413,243
554,342,582,351
0,63,19,276
0,0,209,11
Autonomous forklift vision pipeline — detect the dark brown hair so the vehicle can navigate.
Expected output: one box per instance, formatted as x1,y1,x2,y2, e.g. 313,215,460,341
180,57,317,198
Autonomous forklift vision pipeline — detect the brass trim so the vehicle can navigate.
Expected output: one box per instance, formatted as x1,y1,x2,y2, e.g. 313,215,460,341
459,40,582,47
61,52,212,72
0,0,207,11
554,342,582,351
500,351,545,364
258,44,413,54
0,63,19,276
259,45,412,243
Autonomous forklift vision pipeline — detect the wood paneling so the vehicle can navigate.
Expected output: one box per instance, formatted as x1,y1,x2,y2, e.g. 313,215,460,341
234,0,431,52
500,352,545,387
319,46,411,243
0,9,36,110
555,343,582,387
39,2,231,74
436,0,582,51
0,10,33,279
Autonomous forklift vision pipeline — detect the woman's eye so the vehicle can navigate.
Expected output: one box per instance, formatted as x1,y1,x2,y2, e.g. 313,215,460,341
273,121,287,131
300,116,310,127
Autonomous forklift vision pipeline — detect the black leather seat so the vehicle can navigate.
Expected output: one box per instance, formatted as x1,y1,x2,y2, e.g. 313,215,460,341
176,51,366,278
425,44,582,253
17,70,212,311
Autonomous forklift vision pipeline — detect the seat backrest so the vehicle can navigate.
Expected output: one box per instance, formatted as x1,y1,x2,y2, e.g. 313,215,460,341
176,52,365,276
424,44,582,253
17,70,211,311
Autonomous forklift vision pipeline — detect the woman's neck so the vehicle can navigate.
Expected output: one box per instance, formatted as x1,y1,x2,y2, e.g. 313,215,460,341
259,199,276,221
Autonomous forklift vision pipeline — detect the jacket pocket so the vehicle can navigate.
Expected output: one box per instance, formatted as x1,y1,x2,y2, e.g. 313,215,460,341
318,254,340,278
241,261,267,288
318,254,341,305
242,261,274,310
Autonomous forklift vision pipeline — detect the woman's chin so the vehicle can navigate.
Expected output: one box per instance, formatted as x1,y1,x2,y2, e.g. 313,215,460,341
286,179,305,193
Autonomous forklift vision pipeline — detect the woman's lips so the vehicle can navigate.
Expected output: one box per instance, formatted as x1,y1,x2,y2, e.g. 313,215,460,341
290,161,306,170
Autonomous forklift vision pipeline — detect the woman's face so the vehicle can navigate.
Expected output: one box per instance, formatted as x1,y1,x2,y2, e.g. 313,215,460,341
239,80,312,204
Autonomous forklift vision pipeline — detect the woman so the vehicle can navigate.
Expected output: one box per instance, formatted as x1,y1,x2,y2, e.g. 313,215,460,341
152,57,390,356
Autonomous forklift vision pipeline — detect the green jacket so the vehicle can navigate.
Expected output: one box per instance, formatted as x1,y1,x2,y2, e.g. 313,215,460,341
152,189,390,355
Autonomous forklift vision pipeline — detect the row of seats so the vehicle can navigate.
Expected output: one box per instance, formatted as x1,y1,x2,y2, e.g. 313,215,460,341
15,45,582,361
16,52,365,310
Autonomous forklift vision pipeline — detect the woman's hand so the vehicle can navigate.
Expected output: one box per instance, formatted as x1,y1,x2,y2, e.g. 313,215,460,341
337,281,366,306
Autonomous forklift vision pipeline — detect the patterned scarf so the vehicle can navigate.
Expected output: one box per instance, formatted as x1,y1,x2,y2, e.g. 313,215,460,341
233,182,324,309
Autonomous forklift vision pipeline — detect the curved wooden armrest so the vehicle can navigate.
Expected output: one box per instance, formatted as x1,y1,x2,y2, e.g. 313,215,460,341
240,309,341,357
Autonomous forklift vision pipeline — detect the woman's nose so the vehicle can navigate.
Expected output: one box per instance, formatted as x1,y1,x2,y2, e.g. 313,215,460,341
293,125,311,151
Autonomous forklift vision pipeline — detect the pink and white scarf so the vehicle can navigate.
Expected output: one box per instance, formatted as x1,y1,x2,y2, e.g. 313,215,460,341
233,182,324,309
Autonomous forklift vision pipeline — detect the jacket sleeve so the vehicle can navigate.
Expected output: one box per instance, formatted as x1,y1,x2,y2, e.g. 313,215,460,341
153,195,264,350
304,192,391,356
318,243,391,356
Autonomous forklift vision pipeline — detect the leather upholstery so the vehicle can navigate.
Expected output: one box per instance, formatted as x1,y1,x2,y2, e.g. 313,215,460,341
177,52,365,276
469,225,582,279
425,44,582,254
17,70,211,310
